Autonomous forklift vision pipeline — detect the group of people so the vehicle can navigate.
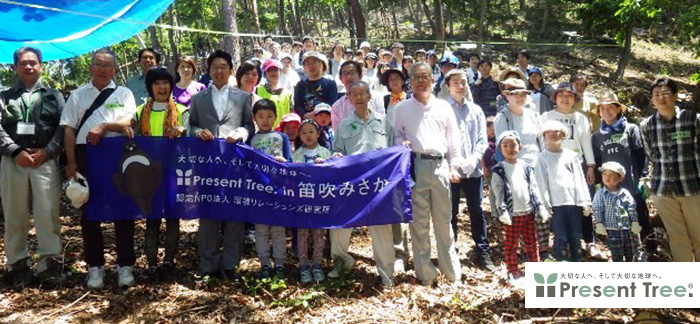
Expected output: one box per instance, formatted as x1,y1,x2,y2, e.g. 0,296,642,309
0,35,698,292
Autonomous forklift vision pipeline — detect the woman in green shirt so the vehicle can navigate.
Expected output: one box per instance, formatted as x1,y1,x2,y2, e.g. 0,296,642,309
133,67,187,282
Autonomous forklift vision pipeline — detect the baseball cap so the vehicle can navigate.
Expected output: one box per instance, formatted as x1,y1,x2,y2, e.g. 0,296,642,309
598,161,626,178
263,58,282,73
439,55,460,66
360,41,371,49
313,103,332,115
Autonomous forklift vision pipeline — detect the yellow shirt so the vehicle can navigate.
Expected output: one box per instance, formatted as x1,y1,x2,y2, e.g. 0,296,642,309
135,102,187,136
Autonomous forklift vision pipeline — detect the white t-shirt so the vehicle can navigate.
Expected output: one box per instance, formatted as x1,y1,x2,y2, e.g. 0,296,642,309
60,80,136,145
503,160,531,213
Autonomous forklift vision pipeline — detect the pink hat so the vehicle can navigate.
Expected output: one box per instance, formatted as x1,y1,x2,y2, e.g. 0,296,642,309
263,58,282,73
276,113,302,131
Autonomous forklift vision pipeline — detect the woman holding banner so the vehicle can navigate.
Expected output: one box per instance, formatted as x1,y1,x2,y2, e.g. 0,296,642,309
133,67,188,282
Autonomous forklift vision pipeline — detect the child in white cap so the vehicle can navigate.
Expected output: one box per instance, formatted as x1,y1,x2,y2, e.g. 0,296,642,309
534,120,592,262
491,130,549,287
592,161,641,262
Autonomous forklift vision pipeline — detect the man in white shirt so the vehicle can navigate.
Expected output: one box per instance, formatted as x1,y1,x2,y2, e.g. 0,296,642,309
60,49,137,289
393,62,463,286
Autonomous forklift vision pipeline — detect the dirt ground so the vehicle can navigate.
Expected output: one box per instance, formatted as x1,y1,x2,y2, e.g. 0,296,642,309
0,191,698,324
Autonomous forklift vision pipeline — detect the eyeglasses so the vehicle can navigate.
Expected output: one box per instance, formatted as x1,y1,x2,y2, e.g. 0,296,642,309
412,75,431,82
92,63,115,70
651,91,673,98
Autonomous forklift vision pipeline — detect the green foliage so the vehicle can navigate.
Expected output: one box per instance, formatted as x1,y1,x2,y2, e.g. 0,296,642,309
576,0,663,42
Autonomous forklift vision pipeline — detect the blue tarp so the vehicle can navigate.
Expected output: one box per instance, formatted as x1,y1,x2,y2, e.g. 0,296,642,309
0,0,174,63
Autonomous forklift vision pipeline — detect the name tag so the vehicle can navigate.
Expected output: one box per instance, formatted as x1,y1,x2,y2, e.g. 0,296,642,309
611,134,624,142
17,122,35,135
104,103,123,110
670,131,691,140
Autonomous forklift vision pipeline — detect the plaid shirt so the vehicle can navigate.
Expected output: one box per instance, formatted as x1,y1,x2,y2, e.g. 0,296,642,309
640,107,700,197
592,187,637,230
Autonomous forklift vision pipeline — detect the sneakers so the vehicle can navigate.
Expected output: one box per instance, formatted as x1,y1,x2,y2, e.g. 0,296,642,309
274,266,285,280
585,243,606,260
117,265,135,287
508,272,525,291
300,268,313,284
87,266,105,289
327,268,340,279
475,254,497,272
312,267,325,282
258,265,271,279
394,259,406,274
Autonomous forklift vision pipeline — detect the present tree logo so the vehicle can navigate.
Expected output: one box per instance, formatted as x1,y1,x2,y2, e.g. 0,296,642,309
535,273,558,297
176,169,193,186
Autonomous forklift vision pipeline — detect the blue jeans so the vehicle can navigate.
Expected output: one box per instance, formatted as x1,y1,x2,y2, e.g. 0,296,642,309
552,205,583,261
451,177,491,255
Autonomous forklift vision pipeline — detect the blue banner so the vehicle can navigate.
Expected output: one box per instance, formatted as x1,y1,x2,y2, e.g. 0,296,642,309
86,137,413,228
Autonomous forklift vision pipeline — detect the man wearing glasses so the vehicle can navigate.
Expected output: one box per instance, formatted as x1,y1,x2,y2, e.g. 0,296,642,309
641,77,700,262
392,62,463,286
61,48,137,289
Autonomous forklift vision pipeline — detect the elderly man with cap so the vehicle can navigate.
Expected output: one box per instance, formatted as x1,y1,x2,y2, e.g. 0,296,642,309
540,82,602,259
444,69,496,272
0,46,65,289
331,60,384,133
434,55,460,100
393,62,464,286
256,58,292,129
293,51,338,119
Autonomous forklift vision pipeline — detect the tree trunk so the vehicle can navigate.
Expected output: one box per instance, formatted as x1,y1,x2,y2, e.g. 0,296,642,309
295,0,304,35
434,0,445,48
279,0,290,35
477,0,486,54
693,82,700,111
540,0,549,35
614,23,634,82
391,4,400,39
222,0,241,68
147,26,162,53
420,0,436,33
167,5,179,70
347,0,367,41
407,0,422,35
345,5,356,47
446,2,453,36
519,0,525,10
251,0,262,41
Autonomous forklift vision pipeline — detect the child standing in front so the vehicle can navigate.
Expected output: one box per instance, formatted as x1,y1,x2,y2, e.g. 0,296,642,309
592,162,641,262
491,131,549,287
248,99,293,279
292,119,330,283
534,120,592,262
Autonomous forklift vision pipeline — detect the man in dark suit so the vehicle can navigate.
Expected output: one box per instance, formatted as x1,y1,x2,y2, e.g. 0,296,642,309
189,49,255,279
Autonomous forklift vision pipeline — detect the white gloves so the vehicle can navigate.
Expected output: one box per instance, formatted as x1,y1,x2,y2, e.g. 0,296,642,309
499,211,513,226
582,206,592,217
538,208,550,223
631,222,642,234
595,223,608,236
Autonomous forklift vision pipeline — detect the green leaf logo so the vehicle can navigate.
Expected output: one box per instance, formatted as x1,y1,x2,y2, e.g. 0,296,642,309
534,273,544,284
547,273,557,284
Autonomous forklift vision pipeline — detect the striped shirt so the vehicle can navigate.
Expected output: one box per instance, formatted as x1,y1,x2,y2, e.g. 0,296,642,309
592,187,637,230
640,107,700,197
